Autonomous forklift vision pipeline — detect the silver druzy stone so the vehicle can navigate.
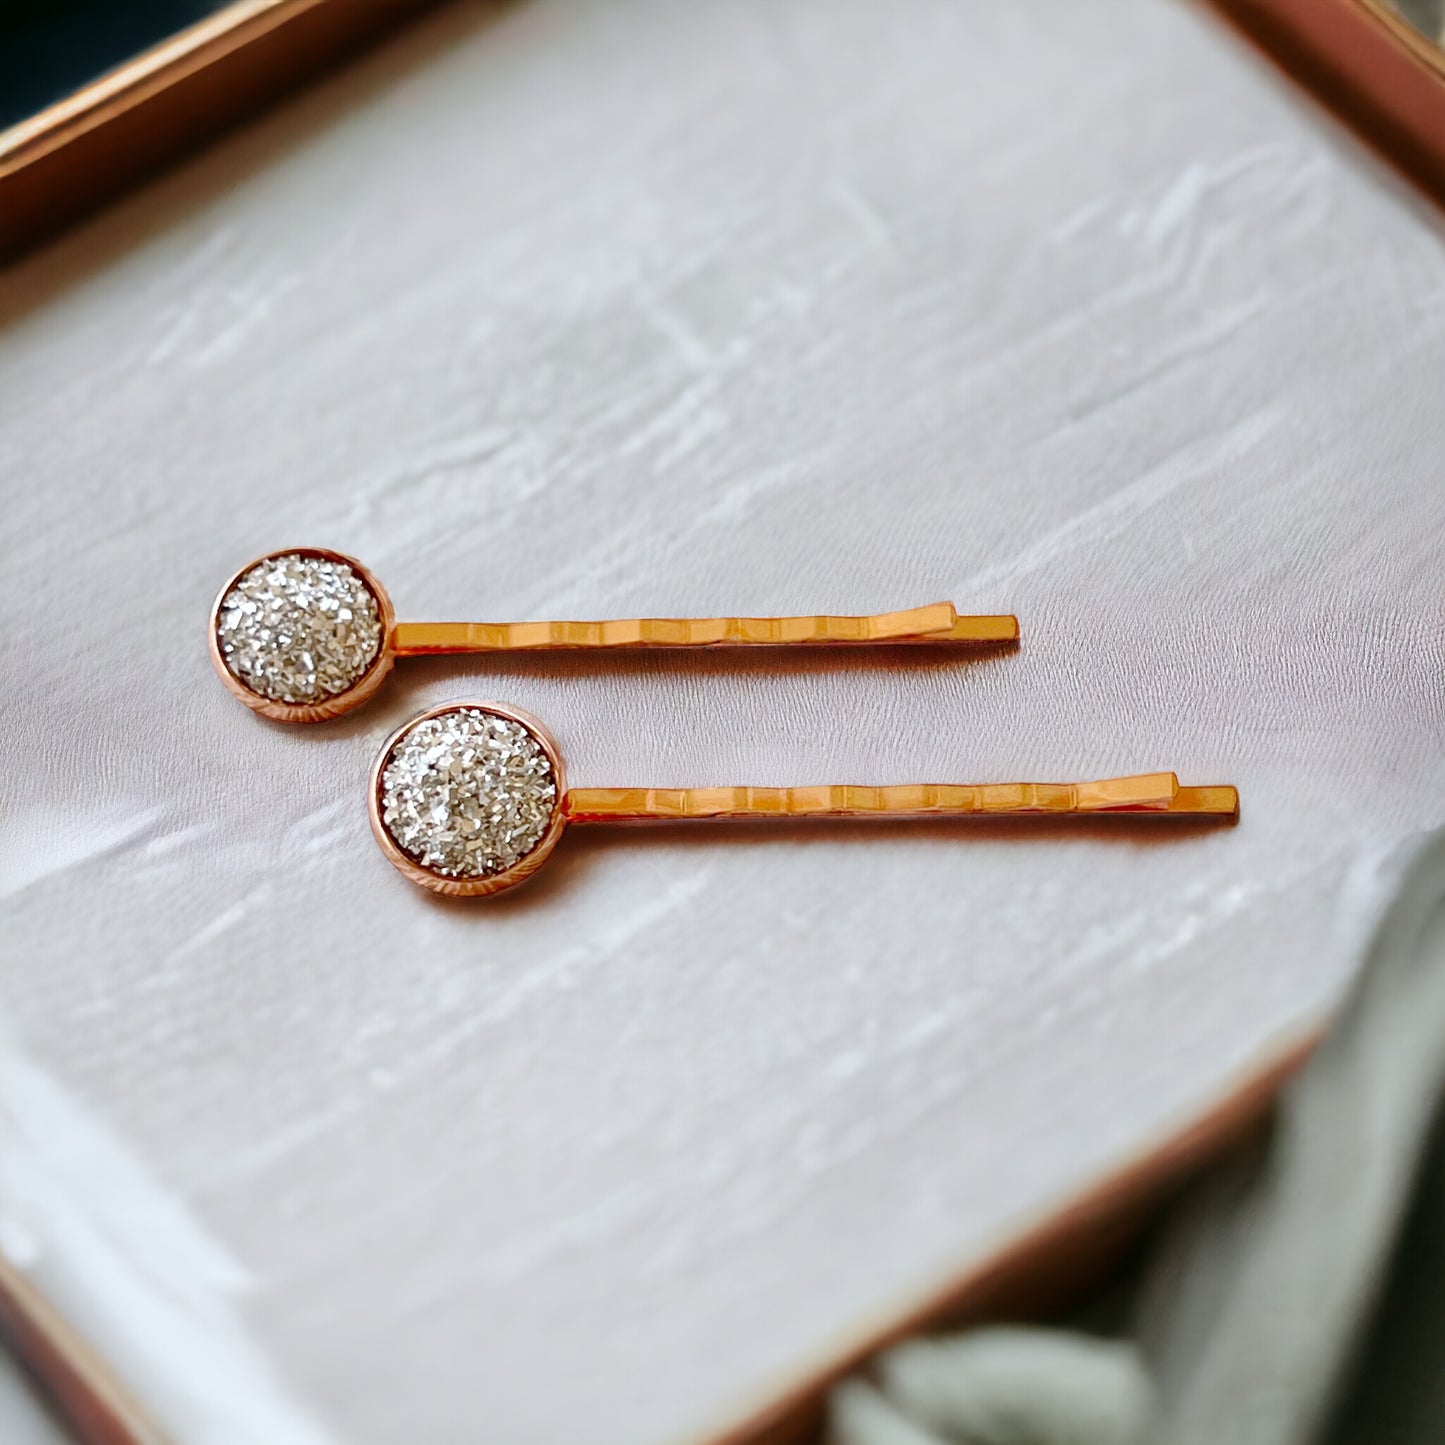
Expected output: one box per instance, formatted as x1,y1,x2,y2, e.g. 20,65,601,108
380,710,558,878
217,553,382,704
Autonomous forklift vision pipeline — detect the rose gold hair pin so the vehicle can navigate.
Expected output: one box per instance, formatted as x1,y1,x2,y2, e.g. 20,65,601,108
370,701,1240,898
210,549,1020,723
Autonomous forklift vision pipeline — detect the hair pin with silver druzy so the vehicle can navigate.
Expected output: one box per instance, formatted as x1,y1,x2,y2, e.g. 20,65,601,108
210,548,1020,723
370,701,1240,898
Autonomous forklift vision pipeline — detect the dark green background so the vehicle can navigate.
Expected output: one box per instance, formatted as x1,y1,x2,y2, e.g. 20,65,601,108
0,0,226,129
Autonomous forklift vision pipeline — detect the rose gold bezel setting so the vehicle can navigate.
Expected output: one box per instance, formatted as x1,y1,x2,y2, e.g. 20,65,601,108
208,547,396,723
368,701,569,898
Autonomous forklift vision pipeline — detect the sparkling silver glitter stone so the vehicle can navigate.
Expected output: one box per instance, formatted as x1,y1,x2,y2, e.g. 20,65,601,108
217,553,382,704
380,710,558,879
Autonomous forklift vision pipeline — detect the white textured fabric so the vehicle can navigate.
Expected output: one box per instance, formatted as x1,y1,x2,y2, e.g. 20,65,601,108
1,2,1443,1443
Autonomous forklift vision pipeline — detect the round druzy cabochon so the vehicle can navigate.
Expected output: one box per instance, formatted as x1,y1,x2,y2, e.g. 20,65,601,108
216,551,384,704
371,703,568,896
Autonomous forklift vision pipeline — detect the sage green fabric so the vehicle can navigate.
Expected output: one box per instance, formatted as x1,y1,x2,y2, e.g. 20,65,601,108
831,832,1445,1445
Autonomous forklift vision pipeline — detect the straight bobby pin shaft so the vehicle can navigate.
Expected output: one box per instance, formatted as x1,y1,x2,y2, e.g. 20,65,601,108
564,774,1240,823
391,603,1017,654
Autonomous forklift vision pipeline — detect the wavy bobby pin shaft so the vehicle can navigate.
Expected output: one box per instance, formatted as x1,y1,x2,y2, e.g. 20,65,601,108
563,777,1239,822
369,702,1239,898
210,548,1018,723
392,602,1008,653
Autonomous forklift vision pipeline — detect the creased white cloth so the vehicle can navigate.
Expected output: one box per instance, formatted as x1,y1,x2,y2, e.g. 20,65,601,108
1,0,1444,1440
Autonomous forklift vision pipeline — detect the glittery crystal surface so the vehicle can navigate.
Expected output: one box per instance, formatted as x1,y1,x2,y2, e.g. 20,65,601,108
380,709,559,878
217,553,382,704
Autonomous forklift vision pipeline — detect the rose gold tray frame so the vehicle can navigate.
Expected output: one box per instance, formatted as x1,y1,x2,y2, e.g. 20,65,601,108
1208,0,1445,207
0,0,1437,1440
0,0,446,262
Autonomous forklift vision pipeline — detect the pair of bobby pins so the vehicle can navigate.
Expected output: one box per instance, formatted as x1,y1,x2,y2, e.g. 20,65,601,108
211,548,1236,897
